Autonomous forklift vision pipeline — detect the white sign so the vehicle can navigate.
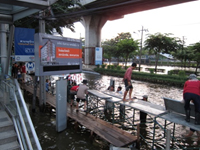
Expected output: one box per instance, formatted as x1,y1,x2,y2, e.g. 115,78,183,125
25,62,35,74
95,47,102,65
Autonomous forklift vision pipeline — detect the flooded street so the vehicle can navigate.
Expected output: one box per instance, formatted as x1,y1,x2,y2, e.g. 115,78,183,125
30,73,199,150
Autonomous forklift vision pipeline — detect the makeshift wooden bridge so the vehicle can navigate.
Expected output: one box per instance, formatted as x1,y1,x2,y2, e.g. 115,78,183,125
21,83,200,149
21,84,138,148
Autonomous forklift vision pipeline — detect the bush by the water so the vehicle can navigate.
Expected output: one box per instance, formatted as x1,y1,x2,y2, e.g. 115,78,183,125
94,68,192,87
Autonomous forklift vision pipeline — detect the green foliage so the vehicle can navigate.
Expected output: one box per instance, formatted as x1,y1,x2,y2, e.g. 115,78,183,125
178,70,186,77
111,65,115,70
107,65,111,69
149,68,154,74
14,0,82,35
101,64,106,69
144,33,180,72
168,70,173,75
124,66,128,70
116,65,121,70
94,68,189,87
96,64,100,68
117,39,139,66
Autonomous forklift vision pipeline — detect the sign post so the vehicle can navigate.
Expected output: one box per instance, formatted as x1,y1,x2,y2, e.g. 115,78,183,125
95,47,102,65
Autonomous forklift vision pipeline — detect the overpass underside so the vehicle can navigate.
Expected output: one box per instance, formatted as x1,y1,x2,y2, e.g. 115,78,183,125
82,0,196,20
81,0,196,65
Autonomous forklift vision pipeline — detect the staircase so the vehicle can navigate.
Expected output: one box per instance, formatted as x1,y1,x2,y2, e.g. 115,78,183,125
0,110,20,150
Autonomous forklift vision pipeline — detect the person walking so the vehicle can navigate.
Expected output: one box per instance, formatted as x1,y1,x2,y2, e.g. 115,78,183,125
11,63,15,78
122,62,137,102
76,79,89,112
183,74,200,125
21,63,26,83
14,63,18,78
70,84,79,107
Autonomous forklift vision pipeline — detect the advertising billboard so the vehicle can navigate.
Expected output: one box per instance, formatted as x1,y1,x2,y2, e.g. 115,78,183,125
34,33,82,76
14,27,35,62
95,47,102,65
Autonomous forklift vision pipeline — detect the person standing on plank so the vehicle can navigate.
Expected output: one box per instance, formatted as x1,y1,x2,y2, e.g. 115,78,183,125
122,62,137,102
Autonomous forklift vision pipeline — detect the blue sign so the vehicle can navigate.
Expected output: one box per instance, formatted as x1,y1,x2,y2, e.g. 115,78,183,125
14,27,35,56
95,47,102,65
26,62,34,70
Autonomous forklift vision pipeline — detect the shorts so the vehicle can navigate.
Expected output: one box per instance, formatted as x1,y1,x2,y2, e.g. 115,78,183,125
70,94,76,100
76,98,86,103
124,79,133,91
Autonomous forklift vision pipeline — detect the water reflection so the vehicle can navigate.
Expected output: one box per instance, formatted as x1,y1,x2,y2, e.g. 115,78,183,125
31,73,199,150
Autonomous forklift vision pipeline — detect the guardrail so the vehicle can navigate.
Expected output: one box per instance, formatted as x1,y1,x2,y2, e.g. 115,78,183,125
0,75,42,150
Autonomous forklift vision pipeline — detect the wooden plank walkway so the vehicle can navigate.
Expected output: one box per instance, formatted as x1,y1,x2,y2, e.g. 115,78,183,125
21,84,137,147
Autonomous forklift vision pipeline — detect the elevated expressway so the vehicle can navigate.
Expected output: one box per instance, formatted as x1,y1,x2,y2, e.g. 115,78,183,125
72,0,197,65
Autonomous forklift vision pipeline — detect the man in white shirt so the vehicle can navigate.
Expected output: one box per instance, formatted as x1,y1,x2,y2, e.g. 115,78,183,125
76,79,89,112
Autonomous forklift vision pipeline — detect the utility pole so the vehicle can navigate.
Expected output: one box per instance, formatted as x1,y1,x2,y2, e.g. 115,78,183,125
182,36,186,67
138,26,148,71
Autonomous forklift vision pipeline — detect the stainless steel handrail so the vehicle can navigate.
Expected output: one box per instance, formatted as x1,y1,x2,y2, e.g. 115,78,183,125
14,79,42,150
2,80,33,150
1,78,42,150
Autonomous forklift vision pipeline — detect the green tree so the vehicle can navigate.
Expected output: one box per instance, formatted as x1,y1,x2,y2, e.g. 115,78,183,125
117,38,139,66
115,32,132,41
14,0,82,35
144,33,179,72
102,39,117,64
189,42,200,74
102,32,134,65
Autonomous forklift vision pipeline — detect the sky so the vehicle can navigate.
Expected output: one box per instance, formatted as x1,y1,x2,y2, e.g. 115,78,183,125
63,0,200,46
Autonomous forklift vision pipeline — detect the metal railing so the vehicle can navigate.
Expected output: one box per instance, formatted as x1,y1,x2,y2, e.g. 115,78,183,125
0,75,42,150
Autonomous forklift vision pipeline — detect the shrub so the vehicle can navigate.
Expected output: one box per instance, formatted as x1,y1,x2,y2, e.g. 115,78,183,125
96,64,100,68
101,64,106,69
168,70,173,75
178,70,186,77
149,68,154,74
111,65,115,70
116,65,121,70
124,66,128,70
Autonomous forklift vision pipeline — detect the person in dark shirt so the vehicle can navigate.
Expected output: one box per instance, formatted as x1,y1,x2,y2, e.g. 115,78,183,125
140,95,148,124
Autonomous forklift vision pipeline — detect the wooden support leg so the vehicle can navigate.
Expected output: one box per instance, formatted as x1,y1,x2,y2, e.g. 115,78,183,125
136,124,140,149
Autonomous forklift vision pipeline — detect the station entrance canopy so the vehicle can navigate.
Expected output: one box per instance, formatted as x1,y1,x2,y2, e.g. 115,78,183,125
0,0,57,24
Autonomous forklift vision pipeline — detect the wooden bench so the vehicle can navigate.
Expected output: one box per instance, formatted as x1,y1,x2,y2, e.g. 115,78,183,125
161,97,200,131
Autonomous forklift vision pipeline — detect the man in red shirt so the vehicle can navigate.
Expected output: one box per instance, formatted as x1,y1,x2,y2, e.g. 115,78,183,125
122,63,137,102
21,63,26,83
183,74,200,125
70,85,79,107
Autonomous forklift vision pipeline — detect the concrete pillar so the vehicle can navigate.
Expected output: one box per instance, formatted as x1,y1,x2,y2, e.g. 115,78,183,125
81,15,107,65
39,11,46,111
0,24,8,75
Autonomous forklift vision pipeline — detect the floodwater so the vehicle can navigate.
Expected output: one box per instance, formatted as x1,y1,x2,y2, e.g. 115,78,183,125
30,73,200,150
